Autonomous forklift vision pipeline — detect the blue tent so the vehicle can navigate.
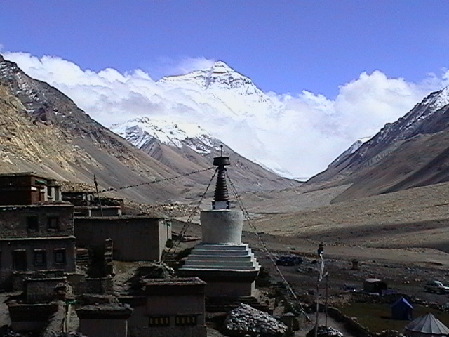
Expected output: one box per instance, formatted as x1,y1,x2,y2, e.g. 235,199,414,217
391,297,414,320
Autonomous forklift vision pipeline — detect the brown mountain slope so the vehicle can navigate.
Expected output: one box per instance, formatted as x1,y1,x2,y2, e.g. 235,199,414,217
308,88,449,202
0,81,184,202
139,136,295,193
0,54,294,203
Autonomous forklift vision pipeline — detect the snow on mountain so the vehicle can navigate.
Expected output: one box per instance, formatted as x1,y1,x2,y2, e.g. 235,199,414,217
111,117,219,155
351,137,372,152
310,84,449,199
329,136,371,167
364,84,449,151
393,85,449,136
158,60,282,121
160,61,267,100
315,84,449,186
115,60,290,176
423,85,449,112
112,61,449,180
9,52,446,180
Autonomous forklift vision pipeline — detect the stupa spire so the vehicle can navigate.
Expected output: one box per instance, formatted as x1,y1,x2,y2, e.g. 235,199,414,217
212,145,230,210
212,155,230,210
179,151,260,297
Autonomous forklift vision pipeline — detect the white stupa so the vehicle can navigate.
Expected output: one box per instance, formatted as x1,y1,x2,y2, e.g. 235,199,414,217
179,156,260,297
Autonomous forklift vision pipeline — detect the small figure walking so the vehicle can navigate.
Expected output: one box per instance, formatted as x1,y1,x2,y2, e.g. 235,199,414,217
317,242,324,256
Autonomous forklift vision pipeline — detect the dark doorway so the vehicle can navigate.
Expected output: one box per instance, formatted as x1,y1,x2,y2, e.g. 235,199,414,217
13,250,27,271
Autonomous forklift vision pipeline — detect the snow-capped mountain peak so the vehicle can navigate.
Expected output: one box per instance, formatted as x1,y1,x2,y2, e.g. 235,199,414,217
329,136,372,167
111,117,218,154
159,60,267,101
209,60,234,74
423,85,449,112
383,85,449,140
110,61,287,176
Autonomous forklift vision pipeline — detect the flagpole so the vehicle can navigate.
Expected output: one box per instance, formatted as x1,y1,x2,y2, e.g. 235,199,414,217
325,273,329,326
315,242,325,337
94,174,103,217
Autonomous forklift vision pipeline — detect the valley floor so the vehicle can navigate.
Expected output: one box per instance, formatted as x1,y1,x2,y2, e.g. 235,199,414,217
240,181,449,257
171,179,449,336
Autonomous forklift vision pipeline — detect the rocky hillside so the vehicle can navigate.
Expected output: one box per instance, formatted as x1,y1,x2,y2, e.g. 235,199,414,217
309,86,449,202
111,117,294,193
0,55,294,204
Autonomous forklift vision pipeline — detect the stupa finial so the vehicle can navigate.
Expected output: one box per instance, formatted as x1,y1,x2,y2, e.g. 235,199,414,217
212,147,230,210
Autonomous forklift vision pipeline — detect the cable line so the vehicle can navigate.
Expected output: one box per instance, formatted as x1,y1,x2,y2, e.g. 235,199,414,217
226,171,311,322
97,167,214,193
144,162,310,321
162,168,217,261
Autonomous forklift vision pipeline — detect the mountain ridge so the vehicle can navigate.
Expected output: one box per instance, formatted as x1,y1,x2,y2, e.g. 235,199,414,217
308,85,449,201
0,54,295,204
110,117,295,192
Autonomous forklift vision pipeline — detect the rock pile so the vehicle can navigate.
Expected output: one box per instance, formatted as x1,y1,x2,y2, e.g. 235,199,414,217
378,330,403,337
224,303,287,337
306,325,344,337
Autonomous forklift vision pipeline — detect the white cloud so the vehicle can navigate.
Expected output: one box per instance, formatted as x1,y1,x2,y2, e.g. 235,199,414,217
3,52,447,178
151,56,216,78
332,71,425,141
262,71,431,177
168,57,216,75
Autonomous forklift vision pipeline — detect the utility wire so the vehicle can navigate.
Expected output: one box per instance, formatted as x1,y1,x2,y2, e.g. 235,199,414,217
149,165,310,320
162,168,217,260
97,167,214,193
179,168,217,244
226,171,311,322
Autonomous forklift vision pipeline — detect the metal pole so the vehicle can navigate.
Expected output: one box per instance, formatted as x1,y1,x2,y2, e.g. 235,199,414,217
315,242,325,337
314,279,320,337
94,175,103,216
325,273,329,326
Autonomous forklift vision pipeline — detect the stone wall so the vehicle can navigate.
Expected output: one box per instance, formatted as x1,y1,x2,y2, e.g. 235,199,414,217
24,277,67,303
79,318,128,337
0,204,74,238
123,278,206,337
328,307,374,337
84,277,114,294
75,217,170,262
0,237,76,288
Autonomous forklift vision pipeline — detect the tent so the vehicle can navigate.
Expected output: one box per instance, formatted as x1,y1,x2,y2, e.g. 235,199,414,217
391,297,413,320
405,313,449,337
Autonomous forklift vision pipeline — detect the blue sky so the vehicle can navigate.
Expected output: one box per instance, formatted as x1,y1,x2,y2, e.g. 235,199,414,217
2,1,449,97
2,1,449,177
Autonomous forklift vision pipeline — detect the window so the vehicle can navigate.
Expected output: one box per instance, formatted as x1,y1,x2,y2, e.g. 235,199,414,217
12,250,27,271
33,249,47,268
54,249,66,265
47,216,60,230
27,216,39,231
175,315,197,326
149,316,170,326
47,186,53,199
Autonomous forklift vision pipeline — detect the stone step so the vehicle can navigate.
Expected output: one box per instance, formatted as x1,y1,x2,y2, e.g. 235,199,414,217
183,260,257,268
191,251,255,258
189,253,254,261
192,246,255,253
180,265,258,271
196,244,250,250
